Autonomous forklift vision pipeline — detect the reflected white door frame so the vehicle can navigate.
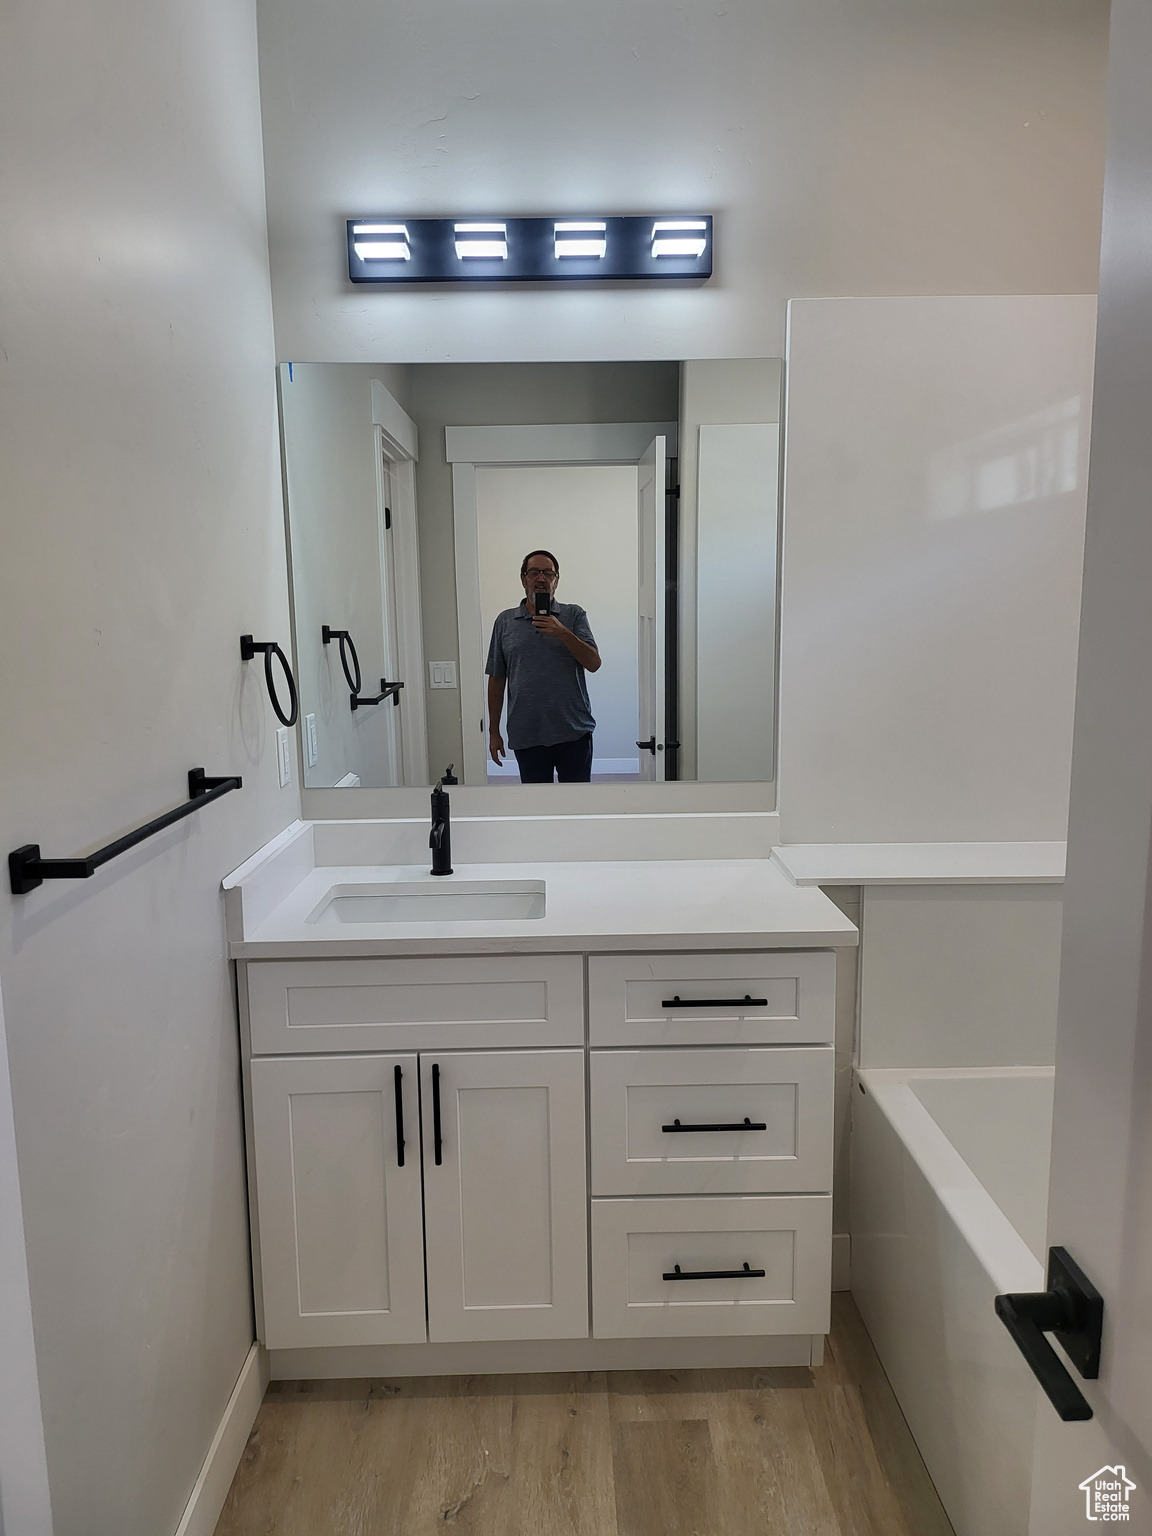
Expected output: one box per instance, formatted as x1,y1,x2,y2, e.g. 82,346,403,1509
448,422,677,787
636,434,667,782
371,381,428,788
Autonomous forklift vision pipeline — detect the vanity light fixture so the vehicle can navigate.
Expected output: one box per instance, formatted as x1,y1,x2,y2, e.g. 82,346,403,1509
454,222,508,259
351,223,411,261
346,215,712,283
554,221,607,259
651,220,709,259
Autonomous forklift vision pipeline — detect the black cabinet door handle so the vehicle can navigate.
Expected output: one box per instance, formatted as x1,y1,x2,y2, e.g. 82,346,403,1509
393,1063,405,1168
661,994,768,1009
432,1062,443,1166
994,1246,1102,1422
663,1261,766,1281
662,1117,767,1133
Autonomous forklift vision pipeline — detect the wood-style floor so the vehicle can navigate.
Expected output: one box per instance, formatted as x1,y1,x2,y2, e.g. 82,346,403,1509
214,1295,955,1536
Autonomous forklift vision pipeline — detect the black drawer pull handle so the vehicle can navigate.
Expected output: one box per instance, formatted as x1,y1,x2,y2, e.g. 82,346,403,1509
661,994,768,1009
393,1063,405,1168
662,1117,767,1133
663,1262,766,1282
432,1062,443,1166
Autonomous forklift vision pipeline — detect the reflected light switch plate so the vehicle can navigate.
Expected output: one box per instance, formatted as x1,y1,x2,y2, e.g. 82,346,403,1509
276,726,291,787
305,713,318,767
429,661,458,689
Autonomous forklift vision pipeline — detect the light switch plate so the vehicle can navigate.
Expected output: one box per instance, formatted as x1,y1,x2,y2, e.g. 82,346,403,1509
276,726,291,787
429,660,458,689
305,713,318,768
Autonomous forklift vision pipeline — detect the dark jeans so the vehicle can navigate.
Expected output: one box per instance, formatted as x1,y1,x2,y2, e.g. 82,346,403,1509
513,733,594,783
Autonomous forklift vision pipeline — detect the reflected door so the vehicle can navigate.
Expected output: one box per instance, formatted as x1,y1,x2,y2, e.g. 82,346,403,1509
636,434,666,782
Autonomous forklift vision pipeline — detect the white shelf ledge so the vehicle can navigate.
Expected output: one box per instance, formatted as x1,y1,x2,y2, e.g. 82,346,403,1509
769,842,1066,887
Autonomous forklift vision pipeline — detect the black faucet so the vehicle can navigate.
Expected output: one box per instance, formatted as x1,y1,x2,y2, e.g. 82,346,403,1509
429,765,455,876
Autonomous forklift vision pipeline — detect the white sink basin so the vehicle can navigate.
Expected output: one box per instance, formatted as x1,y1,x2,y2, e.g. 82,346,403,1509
306,879,547,925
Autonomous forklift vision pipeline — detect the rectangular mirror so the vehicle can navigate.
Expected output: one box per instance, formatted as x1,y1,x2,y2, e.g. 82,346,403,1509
278,359,781,789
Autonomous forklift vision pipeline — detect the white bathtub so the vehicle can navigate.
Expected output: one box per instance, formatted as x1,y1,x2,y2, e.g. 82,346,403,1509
851,1066,1054,1536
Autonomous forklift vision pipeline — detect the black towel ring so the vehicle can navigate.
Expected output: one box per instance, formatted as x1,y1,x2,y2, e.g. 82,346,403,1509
240,635,299,727
321,625,362,696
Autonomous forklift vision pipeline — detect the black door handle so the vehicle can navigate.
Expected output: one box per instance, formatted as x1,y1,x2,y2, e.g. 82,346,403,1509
661,994,769,1009
994,1247,1102,1421
662,1117,768,1133
663,1261,766,1281
636,737,656,754
431,1061,443,1166
393,1063,405,1168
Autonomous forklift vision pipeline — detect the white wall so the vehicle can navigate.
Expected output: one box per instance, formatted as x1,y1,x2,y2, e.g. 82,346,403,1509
678,360,782,782
255,0,1108,364
0,1,291,1532
279,363,402,788
778,294,1098,844
476,465,640,771
858,887,1064,1068
695,424,779,783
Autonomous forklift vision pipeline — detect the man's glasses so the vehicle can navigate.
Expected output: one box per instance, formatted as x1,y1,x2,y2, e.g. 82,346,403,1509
524,568,558,581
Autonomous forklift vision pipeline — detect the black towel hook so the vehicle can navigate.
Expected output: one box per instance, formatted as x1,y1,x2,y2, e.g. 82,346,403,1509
240,635,298,726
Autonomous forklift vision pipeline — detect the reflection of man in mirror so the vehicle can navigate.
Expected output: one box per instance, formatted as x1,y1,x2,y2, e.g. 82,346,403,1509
486,549,601,782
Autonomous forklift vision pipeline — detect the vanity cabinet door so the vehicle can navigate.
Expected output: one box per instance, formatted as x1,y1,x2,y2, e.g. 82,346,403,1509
249,1054,427,1350
421,1050,589,1342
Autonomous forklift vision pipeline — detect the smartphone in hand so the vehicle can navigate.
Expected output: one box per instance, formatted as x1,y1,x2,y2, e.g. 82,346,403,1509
533,591,550,617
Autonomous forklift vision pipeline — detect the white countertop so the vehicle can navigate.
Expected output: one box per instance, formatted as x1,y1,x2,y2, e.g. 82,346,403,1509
769,841,1066,887
228,858,859,958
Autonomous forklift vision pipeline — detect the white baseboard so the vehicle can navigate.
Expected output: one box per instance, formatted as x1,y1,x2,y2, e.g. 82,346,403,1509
269,1331,819,1381
174,1343,268,1536
832,1232,851,1291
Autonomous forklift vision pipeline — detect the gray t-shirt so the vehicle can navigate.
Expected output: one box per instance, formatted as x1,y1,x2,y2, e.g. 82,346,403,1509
485,600,598,750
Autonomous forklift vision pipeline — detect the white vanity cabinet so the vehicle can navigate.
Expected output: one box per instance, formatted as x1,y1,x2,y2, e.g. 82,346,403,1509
249,1044,588,1349
239,943,836,1370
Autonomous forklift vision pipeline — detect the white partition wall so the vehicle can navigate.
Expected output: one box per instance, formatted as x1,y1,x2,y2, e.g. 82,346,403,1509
777,295,1098,843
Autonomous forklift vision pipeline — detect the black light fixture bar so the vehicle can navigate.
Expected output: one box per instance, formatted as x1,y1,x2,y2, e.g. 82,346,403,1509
347,215,713,284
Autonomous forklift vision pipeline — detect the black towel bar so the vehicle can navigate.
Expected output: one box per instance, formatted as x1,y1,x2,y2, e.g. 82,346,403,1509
9,769,242,895
323,626,404,710
352,679,405,710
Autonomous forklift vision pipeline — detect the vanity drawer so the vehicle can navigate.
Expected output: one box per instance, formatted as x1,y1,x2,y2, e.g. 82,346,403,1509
590,1047,833,1196
245,955,584,1054
587,951,834,1046
591,1195,831,1338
